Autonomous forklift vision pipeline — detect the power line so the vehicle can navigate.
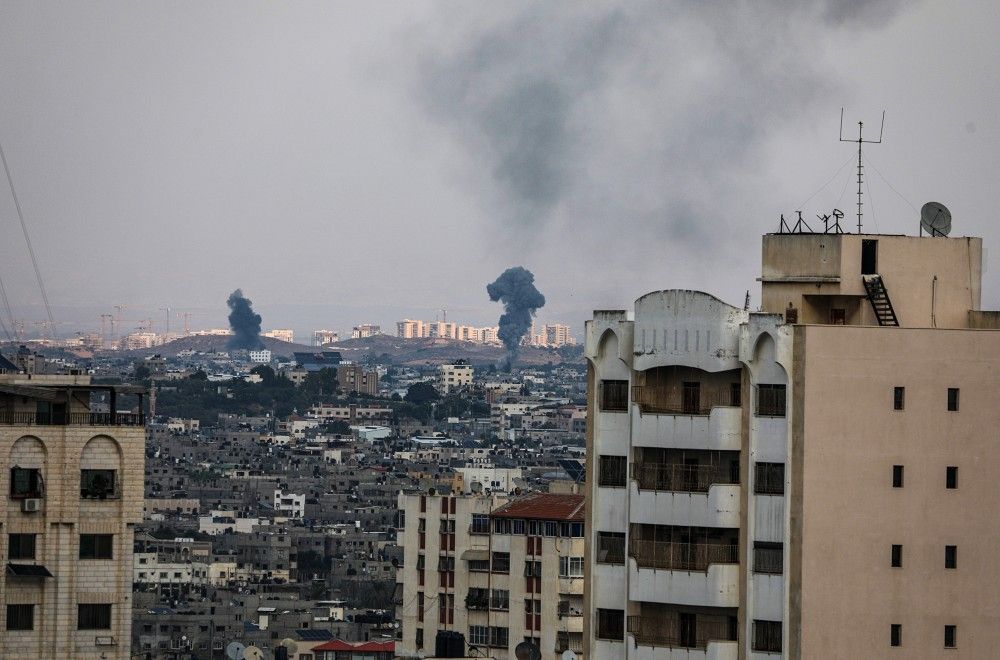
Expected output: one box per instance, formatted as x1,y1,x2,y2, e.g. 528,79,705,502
0,139,56,338
795,152,856,211
864,151,920,215
0,273,14,341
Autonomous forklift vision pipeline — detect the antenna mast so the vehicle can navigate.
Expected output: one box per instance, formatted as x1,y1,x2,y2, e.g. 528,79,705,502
840,108,885,234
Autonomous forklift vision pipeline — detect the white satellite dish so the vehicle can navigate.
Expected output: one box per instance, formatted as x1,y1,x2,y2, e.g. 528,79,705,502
281,638,299,655
921,201,952,237
243,645,264,660
561,651,578,660
225,642,246,660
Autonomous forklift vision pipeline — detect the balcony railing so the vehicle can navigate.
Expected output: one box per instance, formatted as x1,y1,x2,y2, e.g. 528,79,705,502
629,540,739,571
0,411,145,427
633,462,738,493
631,386,738,415
627,615,737,649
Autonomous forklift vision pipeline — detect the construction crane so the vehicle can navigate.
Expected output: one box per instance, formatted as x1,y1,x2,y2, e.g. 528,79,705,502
159,307,171,335
113,304,127,344
177,311,193,336
100,314,113,345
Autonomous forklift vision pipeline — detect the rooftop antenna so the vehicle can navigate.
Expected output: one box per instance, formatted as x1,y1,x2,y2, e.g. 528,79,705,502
839,108,885,234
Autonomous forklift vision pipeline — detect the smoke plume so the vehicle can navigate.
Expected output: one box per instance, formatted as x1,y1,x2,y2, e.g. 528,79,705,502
487,267,546,370
227,289,264,350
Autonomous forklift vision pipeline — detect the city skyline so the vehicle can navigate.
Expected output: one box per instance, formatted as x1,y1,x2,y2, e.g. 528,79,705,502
2,2,1000,338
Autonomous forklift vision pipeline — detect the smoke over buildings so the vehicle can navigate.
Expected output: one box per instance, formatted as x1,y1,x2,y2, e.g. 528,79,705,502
227,289,264,350
487,267,546,370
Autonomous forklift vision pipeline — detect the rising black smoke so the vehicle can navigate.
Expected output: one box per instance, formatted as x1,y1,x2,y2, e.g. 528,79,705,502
227,289,264,350
487,267,546,370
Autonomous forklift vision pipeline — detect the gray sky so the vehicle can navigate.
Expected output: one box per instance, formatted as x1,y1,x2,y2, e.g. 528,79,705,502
1,1,999,340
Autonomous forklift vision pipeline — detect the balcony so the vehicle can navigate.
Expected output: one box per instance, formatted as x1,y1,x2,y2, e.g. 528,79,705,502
631,406,740,451
628,615,737,651
629,482,740,528
0,411,145,426
629,541,739,608
558,577,584,595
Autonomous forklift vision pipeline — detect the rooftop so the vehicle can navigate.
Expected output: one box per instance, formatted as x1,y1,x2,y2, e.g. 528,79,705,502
490,492,585,522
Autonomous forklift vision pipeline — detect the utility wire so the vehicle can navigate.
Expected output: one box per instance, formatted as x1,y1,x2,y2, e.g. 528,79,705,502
0,273,14,341
795,152,856,212
864,151,920,214
863,149,879,233
0,139,56,338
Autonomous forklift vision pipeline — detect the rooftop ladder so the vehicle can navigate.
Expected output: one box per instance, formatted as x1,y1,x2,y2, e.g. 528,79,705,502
862,274,899,327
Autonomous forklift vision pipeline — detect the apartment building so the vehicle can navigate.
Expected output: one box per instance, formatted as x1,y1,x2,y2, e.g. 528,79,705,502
440,361,474,393
263,328,295,343
337,364,379,396
0,372,145,658
396,491,585,659
351,324,381,339
583,231,1000,659
544,324,575,348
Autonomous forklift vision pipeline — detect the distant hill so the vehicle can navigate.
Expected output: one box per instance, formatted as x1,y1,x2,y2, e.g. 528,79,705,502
115,333,583,367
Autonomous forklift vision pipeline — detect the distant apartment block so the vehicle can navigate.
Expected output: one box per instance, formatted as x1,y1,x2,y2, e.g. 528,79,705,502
247,349,272,364
583,230,1000,659
396,491,584,659
0,371,145,658
263,328,294,343
439,361,473,393
351,324,382,339
313,329,340,346
337,364,379,396
397,318,502,344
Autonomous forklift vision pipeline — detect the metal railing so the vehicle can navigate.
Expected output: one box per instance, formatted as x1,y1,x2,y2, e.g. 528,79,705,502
631,386,738,415
633,462,738,493
629,540,739,571
627,615,736,649
0,411,145,426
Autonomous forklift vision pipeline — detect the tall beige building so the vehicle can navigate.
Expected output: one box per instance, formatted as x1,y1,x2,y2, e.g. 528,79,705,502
0,371,145,658
583,231,1000,659
396,491,585,659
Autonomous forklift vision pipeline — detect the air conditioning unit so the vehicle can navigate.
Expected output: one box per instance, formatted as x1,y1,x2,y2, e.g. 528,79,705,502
22,498,41,513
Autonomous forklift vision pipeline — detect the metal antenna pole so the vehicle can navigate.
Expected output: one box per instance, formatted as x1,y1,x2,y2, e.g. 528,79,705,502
840,109,885,235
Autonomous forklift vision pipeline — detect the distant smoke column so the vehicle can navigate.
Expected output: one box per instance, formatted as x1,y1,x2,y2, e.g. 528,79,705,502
226,289,264,349
486,267,546,370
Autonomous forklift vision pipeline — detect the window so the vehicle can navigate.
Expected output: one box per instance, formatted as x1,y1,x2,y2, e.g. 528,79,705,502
596,609,624,641
893,386,905,410
596,532,625,564
9,467,42,498
417,593,424,623
80,469,117,498
892,465,904,488
756,384,786,417
753,542,783,574
945,545,957,569
8,534,36,560
559,556,585,577
466,588,489,610
512,519,525,535
415,628,423,648
468,559,490,572
945,625,956,649
6,604,33,631
469,625,489,646
490,589,509,611
947,388,959,411
598,455,627,487
891,623,902,647
600,380,629,412
891,544,902,568
730,381,742,407
753,620,782,653
469,513,490,534
493,518,512,535
682,381,701,414
524,560,542,577
946,466,958,489
489,626,509,647
754,462,785,495
78,603,112,630
80,534,114,560
829,308,846,324
491,552,510,574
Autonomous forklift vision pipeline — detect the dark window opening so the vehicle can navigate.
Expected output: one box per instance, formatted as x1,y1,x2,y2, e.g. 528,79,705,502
81,469,117,499
829,308,846,325
596,532,625,565
945,625,956,649
947,388,960,411
891,624,902,647
891,544,902,568
752,620,782,653
862,239,878,275
596,608,624,641
753,542,783,574
730,382,741,407
893,387,905,411
598,455,627,488
756,384,786,417
754,462,785,495
945,545,957,569
946,466,958,489
6,604,34,631
8,534,37,560
80,534,114,560
600,380,629,412
682,382,701,414
78,603,112,630
9,467,42,499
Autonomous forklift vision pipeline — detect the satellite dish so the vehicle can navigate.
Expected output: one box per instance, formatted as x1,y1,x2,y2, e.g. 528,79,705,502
921,201,952,237
281,638,299,655
515,641,543,660
225,642,246,660
243,646,264,660
562,651,578,660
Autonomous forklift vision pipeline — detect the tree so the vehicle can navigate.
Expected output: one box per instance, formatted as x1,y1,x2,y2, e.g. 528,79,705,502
189,370,208,381
405,381,440,405
133,363,150,381
250,364,277,385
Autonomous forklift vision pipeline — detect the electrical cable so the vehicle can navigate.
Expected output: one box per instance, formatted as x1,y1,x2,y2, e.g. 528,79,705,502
0,139,56,338
864,152,920,214
795,152,856,211
0,273,14,340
